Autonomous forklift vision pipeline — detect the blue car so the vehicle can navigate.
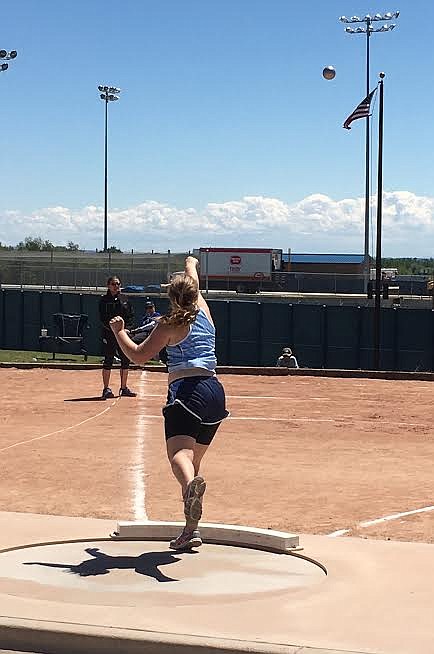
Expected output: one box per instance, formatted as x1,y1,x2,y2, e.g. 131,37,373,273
121,284,161,294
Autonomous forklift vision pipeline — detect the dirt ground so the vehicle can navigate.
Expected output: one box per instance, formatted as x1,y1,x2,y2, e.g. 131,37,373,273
1,367,433,543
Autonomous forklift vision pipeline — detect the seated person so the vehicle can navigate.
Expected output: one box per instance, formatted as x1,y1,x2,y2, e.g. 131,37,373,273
276,347,299,368
130,300,167,364
130,300,161,343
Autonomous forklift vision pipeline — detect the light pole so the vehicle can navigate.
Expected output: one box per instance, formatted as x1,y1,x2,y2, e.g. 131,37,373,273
97,85,121,252
339,12,399,291
0,49,18,73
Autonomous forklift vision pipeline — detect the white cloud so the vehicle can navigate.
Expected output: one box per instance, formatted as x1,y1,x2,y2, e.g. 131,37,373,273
1,191,433,256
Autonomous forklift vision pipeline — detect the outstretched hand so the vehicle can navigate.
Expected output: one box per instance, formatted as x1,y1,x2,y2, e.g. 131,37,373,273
185,255,199,267
110,316,125,334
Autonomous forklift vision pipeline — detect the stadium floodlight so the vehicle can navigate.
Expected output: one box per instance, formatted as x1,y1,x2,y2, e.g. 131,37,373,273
338,10,399,291
97,84,122,252
340,12,399,26
0,49,18,61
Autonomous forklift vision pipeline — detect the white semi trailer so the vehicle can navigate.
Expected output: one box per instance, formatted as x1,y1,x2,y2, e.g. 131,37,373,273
197,247,283,292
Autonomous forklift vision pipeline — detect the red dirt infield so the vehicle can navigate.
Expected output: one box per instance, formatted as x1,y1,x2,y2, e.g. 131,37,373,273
1,367,433,544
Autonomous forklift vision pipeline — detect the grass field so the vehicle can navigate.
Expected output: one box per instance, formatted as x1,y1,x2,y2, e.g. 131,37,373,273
0,349,163,365
0,349,101,364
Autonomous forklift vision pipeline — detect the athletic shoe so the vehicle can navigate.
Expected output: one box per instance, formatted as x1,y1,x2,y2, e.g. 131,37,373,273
169,528,202,550
102,387,115,400
184,476,207,522
120,387,137,397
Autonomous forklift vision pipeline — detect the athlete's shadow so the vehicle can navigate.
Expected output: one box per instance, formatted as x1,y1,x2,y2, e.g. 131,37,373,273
23,547,197,582
64,397,106,402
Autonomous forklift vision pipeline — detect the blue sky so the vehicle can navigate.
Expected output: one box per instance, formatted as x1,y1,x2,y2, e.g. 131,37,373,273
0,1,433,255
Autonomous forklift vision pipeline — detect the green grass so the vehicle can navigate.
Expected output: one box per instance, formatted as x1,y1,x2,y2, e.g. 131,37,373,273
0,349,101,364
0,349,164,366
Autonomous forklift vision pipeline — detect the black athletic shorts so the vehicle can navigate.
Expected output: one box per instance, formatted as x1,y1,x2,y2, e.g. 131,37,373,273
101,331,130,370
163,375,229,445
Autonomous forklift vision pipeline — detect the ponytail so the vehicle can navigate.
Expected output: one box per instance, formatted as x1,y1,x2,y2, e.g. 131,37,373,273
160,273,199,327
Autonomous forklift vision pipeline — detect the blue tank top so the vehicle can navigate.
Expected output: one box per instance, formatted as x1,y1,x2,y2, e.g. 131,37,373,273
166,308,217,374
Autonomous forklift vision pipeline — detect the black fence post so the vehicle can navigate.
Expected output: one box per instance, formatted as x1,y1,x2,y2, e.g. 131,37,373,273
393,306,399,371
356,306,362,369
225,301,232,365
288,303,294,350
321,304,328,369
257,302,263,366
432,309,434,372
39,292,44,334
0,290,5,348
20,291,25,349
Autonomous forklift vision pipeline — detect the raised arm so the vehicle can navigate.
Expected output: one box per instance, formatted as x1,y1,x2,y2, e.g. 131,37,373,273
184,256,213,324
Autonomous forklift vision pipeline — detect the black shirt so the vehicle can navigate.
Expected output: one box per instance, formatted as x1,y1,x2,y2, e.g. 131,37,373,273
99,291,134,333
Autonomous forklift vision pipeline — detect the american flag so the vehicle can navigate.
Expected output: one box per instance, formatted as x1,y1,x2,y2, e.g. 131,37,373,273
343,88,377,130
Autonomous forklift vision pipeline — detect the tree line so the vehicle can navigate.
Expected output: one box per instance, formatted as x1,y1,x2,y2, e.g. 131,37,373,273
0,237,121,253
381,257,434,276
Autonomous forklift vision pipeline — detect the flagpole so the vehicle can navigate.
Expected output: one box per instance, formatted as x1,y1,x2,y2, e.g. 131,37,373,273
364,22,371,292
373,73,385,370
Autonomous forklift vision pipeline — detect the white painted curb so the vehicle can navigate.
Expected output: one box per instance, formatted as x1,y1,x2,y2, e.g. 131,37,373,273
111,520,300,552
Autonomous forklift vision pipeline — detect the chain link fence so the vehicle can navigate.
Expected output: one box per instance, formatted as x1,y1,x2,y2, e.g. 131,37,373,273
0,251,189,289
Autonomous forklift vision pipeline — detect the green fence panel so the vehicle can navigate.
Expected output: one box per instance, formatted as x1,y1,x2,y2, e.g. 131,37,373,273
261,302,295,366
81,293,102,355
292,304,324,368
0,290,5,348
326,305,361,369
228,302,260,366
60,293,82,315
3,290,23,349
378,308,396,371
359,306,375,370
396,308,433,372
40,292,62,335
209,300,230,365
23,291,42,351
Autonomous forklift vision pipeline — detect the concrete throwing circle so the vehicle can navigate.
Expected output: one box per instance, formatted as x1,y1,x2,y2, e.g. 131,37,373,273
0,540,325,607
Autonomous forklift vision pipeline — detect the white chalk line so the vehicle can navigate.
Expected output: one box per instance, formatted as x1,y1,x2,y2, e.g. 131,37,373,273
132,371,148,521
327,505,434,538
0,399,120,453
138,394,331,401
122,413,429,428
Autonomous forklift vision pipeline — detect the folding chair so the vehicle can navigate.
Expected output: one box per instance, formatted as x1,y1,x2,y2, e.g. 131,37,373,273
39,313,89,361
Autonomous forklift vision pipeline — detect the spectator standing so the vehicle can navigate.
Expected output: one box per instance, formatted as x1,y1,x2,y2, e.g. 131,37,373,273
276,347,299,369
99,276,137,399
